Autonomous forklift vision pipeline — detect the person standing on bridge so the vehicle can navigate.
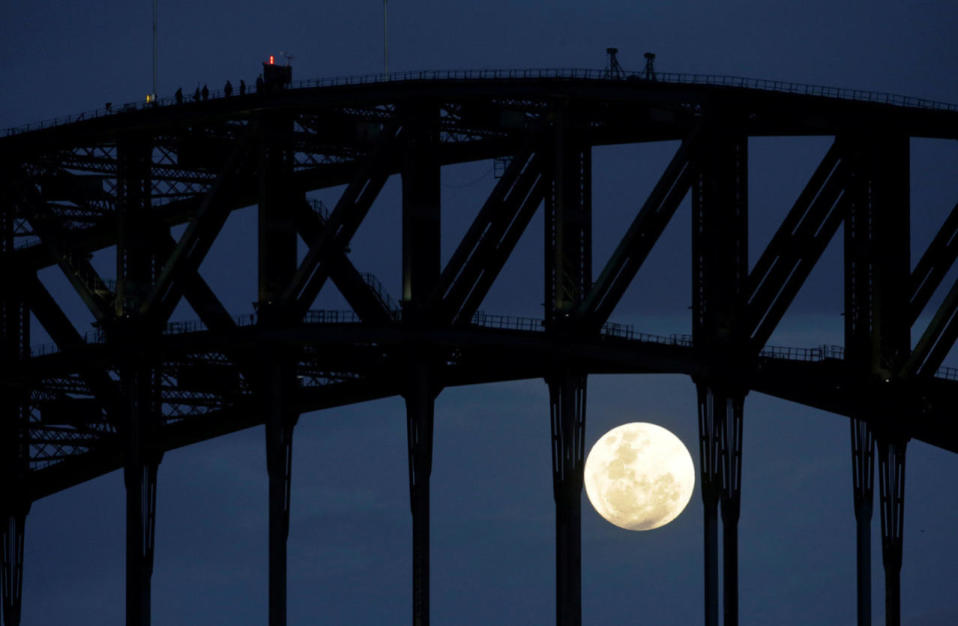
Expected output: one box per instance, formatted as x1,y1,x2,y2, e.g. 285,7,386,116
201,84,209,101
239,79,246,96
175,88,183,105
225,80,233,97
193,86,200,102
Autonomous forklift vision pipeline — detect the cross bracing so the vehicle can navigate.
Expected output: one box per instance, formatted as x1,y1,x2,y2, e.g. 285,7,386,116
1,74,957,626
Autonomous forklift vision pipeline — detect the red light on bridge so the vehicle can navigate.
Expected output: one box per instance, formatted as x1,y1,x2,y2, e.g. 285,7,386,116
268,55,275,65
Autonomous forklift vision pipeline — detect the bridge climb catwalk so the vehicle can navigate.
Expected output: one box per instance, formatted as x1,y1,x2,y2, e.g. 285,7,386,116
2,61,958,626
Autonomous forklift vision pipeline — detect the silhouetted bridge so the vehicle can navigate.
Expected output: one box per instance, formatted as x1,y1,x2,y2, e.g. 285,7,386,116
2,66,957,626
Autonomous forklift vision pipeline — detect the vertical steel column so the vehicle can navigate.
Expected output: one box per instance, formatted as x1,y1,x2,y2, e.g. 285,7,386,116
401,102,441,315
878,435,906,626
0,510,27,626
844,133,875,626
0,417,28,626
696,386,721,626
1,195,30,626
544,102,590,626
116,136,155,321
719,394,744,626
850,420,874,626
257,111,299,626
404,362,435,626
872,139,910,626
844,133,910,626
544,103,591,328
547,371,586,626
119,364,159,626
695,386,744,626
115,135,160,626
401,101,441,626
692,123,748,626
264,370,295,626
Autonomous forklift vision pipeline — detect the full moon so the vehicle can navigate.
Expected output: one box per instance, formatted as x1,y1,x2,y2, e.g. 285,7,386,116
584,422,695,531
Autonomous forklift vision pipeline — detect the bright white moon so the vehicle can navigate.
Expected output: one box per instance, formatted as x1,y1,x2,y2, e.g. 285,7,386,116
584,422,695,531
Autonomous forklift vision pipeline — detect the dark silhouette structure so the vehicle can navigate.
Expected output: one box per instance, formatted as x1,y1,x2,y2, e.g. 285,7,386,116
1,66,957,626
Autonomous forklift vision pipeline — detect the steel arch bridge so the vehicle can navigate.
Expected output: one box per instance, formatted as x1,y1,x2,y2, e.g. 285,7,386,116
1,66,957,626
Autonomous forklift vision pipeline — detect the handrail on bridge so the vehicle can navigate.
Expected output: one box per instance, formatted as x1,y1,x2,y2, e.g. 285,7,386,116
4,67,957,137
25,310,955,380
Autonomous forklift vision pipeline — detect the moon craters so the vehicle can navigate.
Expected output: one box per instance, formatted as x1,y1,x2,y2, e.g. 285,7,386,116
584,422,695,531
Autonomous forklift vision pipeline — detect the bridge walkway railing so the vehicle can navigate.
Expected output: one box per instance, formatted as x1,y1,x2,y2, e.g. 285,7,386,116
24,310,958,380
5,68,956,137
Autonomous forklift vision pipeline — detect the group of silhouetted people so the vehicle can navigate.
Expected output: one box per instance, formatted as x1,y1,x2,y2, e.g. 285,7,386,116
173,78,253,105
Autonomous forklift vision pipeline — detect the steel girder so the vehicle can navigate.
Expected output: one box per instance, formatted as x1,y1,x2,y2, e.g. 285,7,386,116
254,108,302,626
576,128,698,331
543,102,592,626
431,145,546,325
264,354,296,626
13,171,114,323
22,274,118,423
293,202,394,324
851,417,876,626
10,318,958,484
10,310,958,455
114,132,163,626
152,231,237,331
847,133,912,626
404,359,436,626
745,138,851,350
397,101,443,626
281,127,402,320
143,139,251,327
909,201,958,323
878,434,907,626
907,278,958,377
547,370,586,626
691,119,749,626
841,132,910,626
545,103,591,331
1,191,30,626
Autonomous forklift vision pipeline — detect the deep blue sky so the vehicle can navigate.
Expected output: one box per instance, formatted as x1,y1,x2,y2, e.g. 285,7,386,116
2,1,958,625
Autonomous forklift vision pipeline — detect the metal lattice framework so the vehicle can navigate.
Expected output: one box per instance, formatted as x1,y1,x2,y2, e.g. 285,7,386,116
1,68,957,626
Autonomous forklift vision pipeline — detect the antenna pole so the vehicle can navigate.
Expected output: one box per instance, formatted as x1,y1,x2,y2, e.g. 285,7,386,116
152,0,158,98
383,0,389,79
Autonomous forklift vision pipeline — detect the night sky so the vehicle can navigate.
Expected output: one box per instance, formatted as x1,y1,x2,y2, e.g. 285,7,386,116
3,1,958,624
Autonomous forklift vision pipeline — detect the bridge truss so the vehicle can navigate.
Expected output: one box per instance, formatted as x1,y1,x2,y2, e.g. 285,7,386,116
1,71,957,626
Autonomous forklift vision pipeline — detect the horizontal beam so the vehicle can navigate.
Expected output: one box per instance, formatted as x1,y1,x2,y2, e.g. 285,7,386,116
25,378,400,502
5,76,958,158
25,338,958,501
752,359,958,453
